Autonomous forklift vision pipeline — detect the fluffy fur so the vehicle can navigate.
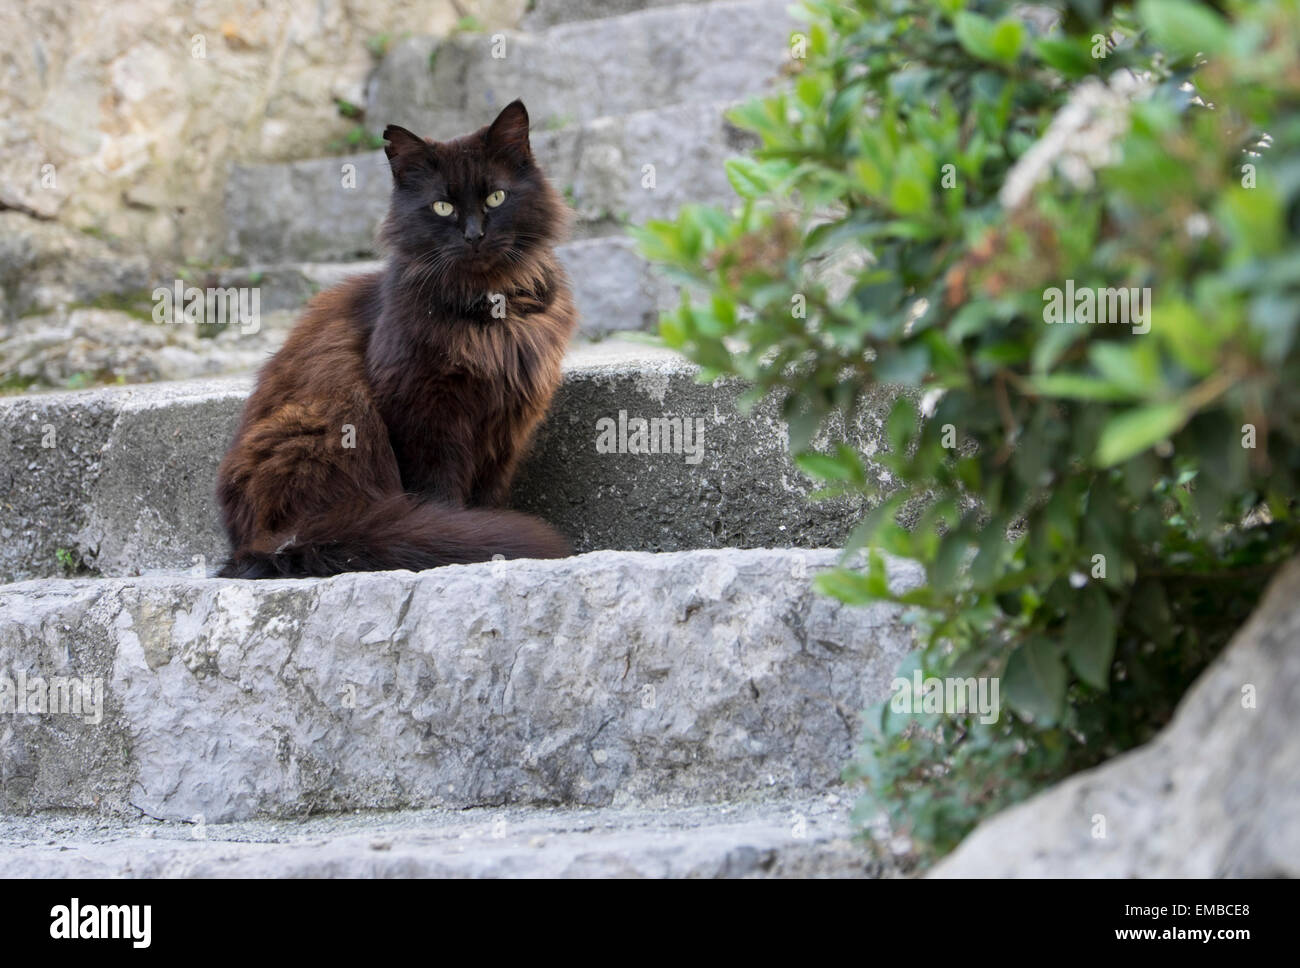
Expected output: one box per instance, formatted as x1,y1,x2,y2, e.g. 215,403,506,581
216,100,577,578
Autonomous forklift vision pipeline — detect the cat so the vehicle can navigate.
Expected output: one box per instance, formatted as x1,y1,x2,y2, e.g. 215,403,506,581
215,100,577,578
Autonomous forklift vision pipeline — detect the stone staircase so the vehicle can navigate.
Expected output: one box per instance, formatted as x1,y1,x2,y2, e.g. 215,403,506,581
0,797,892,878
0,343,902,583
0,0,918,877
222,0,794,337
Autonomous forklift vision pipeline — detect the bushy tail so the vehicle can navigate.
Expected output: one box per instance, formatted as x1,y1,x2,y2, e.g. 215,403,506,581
218,494,570,578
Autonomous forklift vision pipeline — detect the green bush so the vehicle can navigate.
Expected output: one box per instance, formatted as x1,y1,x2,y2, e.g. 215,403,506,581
635,0,1300,865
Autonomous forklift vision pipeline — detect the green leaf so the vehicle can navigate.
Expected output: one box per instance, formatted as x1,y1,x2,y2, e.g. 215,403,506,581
929,526,970,594
877,344,931,385
866,547,892,597
969,515,1010,588
1031,321,1086,373
784,405,823,454
1033,37,1095,78
815,567,878,605
1127,580,1174,648
952,12,998,62
1138,0,1229,57
886,397,918,455
1063,584,1117,690
1088,340,1160,397
1003,637,1067,725
890,174,931,215
724,157,770,199
842,493,905,557
1032,373,1138,402
989,18,1025,64
1095,402,1189,467
795,445,865,484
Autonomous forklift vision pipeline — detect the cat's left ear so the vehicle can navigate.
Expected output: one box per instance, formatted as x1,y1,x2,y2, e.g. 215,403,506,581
486,100,532,163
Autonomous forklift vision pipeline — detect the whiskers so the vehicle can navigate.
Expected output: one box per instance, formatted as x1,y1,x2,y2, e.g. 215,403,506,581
392,231,554,314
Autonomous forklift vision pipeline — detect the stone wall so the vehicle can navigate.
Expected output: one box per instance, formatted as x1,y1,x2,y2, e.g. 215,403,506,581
0,0,527,266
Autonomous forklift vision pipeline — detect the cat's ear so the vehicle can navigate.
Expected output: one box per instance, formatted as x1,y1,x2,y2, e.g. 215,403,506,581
485,100,532,162
383,124,436,186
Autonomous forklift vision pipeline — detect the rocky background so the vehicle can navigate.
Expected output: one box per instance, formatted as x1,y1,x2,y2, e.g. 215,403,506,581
0,0,530,389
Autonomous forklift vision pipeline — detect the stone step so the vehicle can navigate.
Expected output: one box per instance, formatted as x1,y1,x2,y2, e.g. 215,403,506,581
224,100,753,263
218,236,676,337
0,548,922,822
0,796,895,878
366,0,794,140
0,343,899,583
522,0,713,31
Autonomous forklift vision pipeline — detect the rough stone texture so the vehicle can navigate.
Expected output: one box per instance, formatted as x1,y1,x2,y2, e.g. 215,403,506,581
0,796,895,878
223,150,390,263
513,346,899,555
541,100,757,231
0,548,922,822
522,0,710,30
215,236,676,336
365,0,794,139
0,344,900,582
0,377,247,583
2,0,790,382
212,261,384,314
930,555,1300,878
224,100,752,262
0,307,296,391
0,212,152,321
553,235,679,336
0,0,527,266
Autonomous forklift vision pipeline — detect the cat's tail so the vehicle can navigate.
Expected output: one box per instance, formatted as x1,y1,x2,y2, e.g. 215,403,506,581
217,493,570,578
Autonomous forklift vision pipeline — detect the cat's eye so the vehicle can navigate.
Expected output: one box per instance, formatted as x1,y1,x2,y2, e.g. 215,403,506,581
485,190,506,208
432,201,454,216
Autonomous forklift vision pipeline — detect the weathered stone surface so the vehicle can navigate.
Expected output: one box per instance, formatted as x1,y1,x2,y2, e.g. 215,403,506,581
0,344,899,581
1,233,670,387
0,377,247,583
216,235,676,336
224,100,752,262
554,236,678,336
513,347,898,556
0,1,529,266
213,260,385,314
0,212,154,321
0,307,295,392
930,555,1300,878
540,100,757,232
366,0,793,139
223,151,390,263
0,548,921,822
0,796,893,878
522,0,710,30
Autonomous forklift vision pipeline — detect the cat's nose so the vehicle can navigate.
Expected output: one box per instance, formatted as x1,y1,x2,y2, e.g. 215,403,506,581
463,215,485,245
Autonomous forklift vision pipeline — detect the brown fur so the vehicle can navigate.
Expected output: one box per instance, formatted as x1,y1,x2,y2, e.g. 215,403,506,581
215,101,577,578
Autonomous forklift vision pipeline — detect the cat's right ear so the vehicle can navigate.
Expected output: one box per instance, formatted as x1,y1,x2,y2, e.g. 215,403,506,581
383,124,436,187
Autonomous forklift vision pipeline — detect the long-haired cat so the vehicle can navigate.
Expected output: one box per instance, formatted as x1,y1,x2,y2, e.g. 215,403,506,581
215,100,577,578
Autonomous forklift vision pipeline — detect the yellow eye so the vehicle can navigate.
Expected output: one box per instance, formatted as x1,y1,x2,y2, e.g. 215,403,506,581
433,201,454,216
485,190,506,208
